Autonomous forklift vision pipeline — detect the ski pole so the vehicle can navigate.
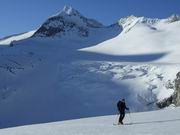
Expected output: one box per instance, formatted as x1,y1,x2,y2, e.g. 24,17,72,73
116,112,120,124
128,110,133,124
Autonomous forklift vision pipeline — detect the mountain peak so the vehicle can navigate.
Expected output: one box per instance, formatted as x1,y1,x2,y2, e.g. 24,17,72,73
61,5,80,16
167,14,180,23
33,5,104,38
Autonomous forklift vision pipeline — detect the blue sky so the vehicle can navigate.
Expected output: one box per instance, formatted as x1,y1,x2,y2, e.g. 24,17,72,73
0,0,180,38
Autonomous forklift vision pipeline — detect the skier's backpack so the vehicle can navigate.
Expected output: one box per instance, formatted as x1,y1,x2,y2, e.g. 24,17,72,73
117,101,121,111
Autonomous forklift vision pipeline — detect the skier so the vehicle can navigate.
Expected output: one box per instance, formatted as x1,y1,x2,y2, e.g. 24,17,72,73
117,98,129,125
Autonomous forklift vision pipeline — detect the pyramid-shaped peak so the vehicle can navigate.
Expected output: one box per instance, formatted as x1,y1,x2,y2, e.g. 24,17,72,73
62,5,80,16
33,5,104,38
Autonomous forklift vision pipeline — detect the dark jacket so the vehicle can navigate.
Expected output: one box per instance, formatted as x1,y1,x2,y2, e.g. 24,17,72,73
117,100,128,113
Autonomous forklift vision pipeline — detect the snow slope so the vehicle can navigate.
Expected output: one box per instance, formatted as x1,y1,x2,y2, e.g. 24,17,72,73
0,107,180,135
80,16,180,63
0,30,36,45
0,17,122,128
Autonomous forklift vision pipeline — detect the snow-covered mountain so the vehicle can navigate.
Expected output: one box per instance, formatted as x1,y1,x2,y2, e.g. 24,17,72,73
0,5,180,129
81,14,180,63
0,30,36,45
33,5,104,38
0,107,180,135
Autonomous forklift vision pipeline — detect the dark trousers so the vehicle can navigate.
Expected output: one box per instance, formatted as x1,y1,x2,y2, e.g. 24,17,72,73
119,112,125,123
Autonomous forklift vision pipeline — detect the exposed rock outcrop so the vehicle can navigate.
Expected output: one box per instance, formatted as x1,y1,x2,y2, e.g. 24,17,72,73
157,71,180,108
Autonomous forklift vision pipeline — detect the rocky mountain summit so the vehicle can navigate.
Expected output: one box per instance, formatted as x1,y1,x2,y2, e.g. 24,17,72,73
33,5,104,38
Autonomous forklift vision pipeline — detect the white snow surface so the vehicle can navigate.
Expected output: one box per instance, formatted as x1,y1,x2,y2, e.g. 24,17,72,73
0,30,36,45
0,107,180,135
80,18,180,63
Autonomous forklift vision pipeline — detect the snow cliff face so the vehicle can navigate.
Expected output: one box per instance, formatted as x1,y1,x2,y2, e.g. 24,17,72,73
33,6,104,38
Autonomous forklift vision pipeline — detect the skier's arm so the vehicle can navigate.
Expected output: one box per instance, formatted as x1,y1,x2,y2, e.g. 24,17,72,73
125,104,129,110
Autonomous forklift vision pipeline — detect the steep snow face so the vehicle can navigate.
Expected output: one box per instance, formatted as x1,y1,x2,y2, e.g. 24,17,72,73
33,6,104,38
0,107,180,135
0,30,36,45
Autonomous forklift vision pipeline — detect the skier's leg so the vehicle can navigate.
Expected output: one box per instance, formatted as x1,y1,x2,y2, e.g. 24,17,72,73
119,113,123,124
121,112,125,124
118,114,122,124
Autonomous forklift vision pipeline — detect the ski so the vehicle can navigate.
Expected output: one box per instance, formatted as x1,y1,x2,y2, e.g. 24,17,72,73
113,123,133,126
